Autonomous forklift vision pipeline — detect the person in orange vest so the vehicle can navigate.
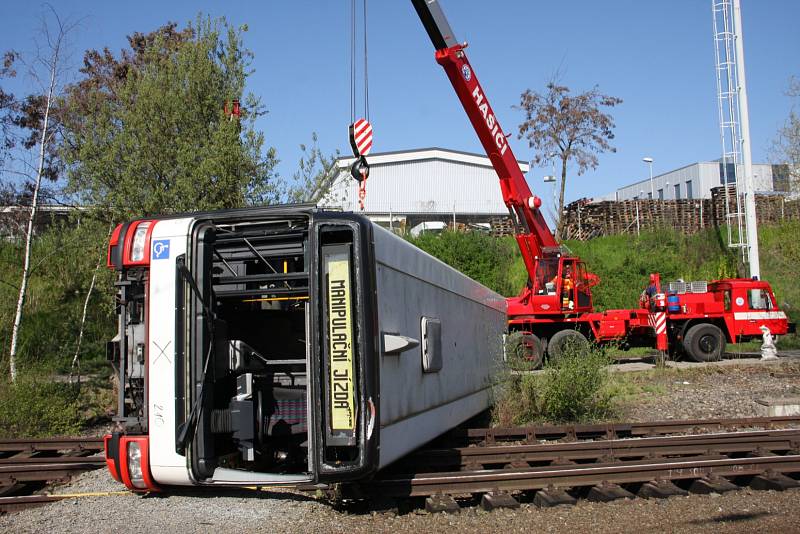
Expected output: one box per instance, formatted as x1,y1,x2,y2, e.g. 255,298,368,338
552,265,574,310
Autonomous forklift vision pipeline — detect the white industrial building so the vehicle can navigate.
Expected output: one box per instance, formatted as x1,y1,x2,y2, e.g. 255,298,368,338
612,161,789,201
319,147,527,229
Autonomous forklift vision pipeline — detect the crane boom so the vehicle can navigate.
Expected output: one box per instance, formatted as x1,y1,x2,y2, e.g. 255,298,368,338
410,0,790,367
411,0,558,277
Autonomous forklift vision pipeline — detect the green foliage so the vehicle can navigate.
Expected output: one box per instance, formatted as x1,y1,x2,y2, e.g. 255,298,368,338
406,223,799,319
494,346,615,425
62,16,278,223
0,379,82,437
407,231,527,297
564,227,735,311
757,220,800,323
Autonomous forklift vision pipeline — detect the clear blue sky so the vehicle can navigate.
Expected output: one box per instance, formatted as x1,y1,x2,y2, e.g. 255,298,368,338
2,0,798,203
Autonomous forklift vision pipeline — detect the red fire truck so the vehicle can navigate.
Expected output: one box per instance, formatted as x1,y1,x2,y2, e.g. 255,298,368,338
413,0,792,366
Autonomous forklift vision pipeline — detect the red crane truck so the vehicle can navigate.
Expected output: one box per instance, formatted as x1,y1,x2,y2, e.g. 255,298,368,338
412,0,792,366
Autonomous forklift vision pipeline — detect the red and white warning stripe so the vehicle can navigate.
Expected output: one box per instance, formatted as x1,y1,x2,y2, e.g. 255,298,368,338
351,118,373,156
648,312,667,335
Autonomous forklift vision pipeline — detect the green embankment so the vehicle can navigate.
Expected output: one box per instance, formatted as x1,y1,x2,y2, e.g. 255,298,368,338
0,220,796,436
0,222,114,437
410,221,800,324
565,223,800,323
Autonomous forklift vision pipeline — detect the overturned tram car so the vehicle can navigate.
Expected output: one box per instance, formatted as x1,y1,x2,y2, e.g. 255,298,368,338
103,205,506,491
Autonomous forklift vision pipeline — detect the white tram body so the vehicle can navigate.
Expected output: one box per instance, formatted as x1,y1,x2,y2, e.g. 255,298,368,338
104,206,506,490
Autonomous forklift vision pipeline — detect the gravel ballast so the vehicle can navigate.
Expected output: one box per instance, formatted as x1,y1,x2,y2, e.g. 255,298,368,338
2,358,799,533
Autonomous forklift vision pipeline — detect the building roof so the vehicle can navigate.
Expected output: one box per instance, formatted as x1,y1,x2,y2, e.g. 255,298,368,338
334,147,529,172
322,147,526,216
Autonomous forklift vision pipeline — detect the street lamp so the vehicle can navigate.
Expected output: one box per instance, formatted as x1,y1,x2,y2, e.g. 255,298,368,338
643,157,654,198
635,189,645,236
543,175,557,227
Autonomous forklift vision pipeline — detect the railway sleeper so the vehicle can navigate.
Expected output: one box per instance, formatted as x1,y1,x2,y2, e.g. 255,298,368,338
424,494,460,514
637,479,689,499
749,470,800,491
480,491,521,511
532,486,577,508
586,482,635,502
688,475,739,494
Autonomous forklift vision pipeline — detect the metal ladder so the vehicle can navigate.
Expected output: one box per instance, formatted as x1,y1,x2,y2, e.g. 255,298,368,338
712,0,747,261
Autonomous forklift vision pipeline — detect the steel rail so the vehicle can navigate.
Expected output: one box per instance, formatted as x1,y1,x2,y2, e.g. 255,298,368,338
0,438,103,454
0,494,65,513
0,437,106,511
0,456,105,466
0,461,103,484
403,429,800,471
368,454,800,497
461,415,800,444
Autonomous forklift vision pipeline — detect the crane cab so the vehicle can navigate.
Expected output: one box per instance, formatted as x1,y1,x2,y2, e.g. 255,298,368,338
528,256,594,315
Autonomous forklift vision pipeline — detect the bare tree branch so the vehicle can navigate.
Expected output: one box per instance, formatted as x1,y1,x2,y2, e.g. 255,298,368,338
516,78,622,240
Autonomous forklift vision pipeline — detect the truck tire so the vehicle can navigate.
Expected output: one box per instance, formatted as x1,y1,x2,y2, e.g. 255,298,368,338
517,333,544,369
547,329,590,361
507,332,544,370
683,323,725,362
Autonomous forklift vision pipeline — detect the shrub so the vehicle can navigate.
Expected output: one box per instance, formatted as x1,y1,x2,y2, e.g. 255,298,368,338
494,344,616,425
0,379,83,437
537,347,614,422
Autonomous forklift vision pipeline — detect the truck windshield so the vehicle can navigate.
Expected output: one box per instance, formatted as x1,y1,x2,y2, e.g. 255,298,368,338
534,258,559,295
748,289,775,310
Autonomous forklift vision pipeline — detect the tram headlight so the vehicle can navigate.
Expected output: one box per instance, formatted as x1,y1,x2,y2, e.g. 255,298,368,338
126,441,146,489
130,222,151,262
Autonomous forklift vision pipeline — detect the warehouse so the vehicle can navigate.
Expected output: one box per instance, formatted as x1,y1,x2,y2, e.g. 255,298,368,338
318,147,529,232
612,161,791,201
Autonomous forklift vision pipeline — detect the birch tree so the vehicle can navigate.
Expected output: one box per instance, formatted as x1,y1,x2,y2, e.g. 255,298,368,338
7,8,75,383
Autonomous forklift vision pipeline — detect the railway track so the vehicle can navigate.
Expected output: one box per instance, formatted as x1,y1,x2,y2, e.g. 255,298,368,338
339,418,800,507
368,454,800,499
399,429,800,472
3,418,800,513
454,415,800,445
0,438,105,513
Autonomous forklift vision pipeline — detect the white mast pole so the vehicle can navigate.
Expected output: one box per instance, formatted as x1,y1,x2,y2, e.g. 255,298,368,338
732,0,760,279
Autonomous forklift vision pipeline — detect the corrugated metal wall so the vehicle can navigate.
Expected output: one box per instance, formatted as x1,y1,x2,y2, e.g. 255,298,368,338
320,158,509,214
616,162,776,201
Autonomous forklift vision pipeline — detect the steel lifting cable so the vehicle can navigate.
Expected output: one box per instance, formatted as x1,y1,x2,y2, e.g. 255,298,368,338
349,0,369,124
349,0,371,211
357,0,371,210
362,0,369,124
350,0,356,125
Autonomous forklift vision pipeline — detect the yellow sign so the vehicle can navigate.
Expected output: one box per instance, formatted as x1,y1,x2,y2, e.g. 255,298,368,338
327,254,355,432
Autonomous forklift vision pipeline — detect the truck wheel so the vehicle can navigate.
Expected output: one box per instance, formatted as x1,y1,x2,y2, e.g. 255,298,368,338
517,333,544,369
683,323,725,362
547,330,590,361
507,332,544,370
